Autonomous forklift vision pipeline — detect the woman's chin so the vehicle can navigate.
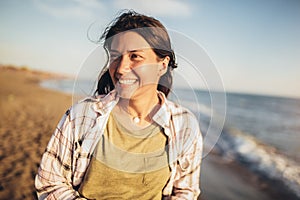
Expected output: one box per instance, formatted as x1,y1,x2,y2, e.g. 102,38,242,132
116,85,138,100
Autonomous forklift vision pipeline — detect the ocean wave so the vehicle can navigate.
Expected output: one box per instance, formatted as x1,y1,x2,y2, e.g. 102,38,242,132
217,127,300,198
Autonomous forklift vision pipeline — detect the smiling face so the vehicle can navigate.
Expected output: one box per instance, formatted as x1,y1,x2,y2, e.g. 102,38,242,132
108,31,168,100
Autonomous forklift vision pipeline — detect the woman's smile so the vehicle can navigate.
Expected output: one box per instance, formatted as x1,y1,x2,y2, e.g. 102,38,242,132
118,77,139,88
118,79,137,85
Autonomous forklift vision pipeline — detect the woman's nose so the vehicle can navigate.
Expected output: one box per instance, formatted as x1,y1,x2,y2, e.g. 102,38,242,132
117,55,131,75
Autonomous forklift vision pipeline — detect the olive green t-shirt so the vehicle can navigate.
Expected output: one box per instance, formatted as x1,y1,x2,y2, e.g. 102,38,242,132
79,114,170,199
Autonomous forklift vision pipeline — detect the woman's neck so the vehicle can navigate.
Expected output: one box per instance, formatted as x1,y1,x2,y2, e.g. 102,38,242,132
117,92,160,125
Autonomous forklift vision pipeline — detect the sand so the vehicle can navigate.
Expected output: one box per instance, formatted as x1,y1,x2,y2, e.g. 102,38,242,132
0,66,298,200
0,66,72,199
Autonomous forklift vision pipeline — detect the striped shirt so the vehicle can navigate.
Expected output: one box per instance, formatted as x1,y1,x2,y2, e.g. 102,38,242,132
35,90,203,199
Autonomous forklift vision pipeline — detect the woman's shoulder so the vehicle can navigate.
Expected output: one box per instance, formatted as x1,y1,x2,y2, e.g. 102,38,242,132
158,91,193,116
165,98,194,117
66,96,102,120
67,92,117,120
164,99,199,127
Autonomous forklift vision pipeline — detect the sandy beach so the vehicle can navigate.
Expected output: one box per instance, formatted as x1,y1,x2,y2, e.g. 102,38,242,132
0,66,298,200
0,66,72,199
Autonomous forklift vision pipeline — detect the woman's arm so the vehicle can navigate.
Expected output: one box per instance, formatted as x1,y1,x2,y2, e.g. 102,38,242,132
35,110,85,199
172,113,203,199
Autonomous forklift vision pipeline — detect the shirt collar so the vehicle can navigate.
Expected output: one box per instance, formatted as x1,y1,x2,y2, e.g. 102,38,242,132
91,89,171,129
91,90,119,116
152,91,171,129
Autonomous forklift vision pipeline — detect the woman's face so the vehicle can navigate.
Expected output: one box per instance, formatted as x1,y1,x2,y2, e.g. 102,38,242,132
108,31,168,100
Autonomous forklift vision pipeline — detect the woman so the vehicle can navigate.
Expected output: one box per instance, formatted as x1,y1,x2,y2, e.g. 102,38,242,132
36,10,203,199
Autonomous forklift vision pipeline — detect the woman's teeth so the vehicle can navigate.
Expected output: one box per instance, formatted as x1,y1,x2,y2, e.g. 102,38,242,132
119,79,137,85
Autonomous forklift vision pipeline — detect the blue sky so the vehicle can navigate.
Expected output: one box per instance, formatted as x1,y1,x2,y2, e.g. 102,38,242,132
1,0,299,98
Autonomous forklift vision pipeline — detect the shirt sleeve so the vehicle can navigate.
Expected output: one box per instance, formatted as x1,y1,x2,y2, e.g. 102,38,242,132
172,112,203,200
35,110,85,199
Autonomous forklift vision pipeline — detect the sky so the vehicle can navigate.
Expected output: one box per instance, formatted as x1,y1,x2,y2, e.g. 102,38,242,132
0,0,299,98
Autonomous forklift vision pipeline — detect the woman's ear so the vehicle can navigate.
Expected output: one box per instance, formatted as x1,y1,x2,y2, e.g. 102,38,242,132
158,56,170,76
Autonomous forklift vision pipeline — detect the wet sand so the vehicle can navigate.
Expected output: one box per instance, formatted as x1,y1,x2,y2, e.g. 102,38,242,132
0,66,298,200
200,153,299,200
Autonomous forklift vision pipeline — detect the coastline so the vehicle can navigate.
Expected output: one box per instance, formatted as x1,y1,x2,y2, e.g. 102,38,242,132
0,66,298,200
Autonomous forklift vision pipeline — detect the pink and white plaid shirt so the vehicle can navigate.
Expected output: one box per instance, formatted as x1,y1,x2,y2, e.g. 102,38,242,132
35,90,203,199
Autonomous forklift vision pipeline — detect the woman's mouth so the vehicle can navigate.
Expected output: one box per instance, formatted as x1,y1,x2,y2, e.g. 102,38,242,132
118,79,138,85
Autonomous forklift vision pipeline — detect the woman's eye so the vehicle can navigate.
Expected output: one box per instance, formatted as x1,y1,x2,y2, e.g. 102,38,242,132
130,54,143,60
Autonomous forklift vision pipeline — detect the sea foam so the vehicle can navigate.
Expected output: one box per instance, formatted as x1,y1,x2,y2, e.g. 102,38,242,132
218,127,300,198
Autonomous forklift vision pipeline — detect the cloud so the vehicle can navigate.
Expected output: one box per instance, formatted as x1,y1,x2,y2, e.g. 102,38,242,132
33,0,104,20
113,0,192,17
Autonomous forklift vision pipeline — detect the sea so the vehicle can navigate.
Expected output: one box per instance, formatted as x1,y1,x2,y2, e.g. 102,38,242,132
41,79,300,199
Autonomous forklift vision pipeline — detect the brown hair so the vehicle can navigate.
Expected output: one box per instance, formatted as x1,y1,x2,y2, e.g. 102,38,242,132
95,10,177,97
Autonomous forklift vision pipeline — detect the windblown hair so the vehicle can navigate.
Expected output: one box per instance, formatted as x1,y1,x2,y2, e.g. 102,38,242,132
95,10,177,97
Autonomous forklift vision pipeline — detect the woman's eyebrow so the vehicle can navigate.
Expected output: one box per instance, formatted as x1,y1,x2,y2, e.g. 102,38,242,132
129,49,144,53
109,48,147,54
127,48,149,54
